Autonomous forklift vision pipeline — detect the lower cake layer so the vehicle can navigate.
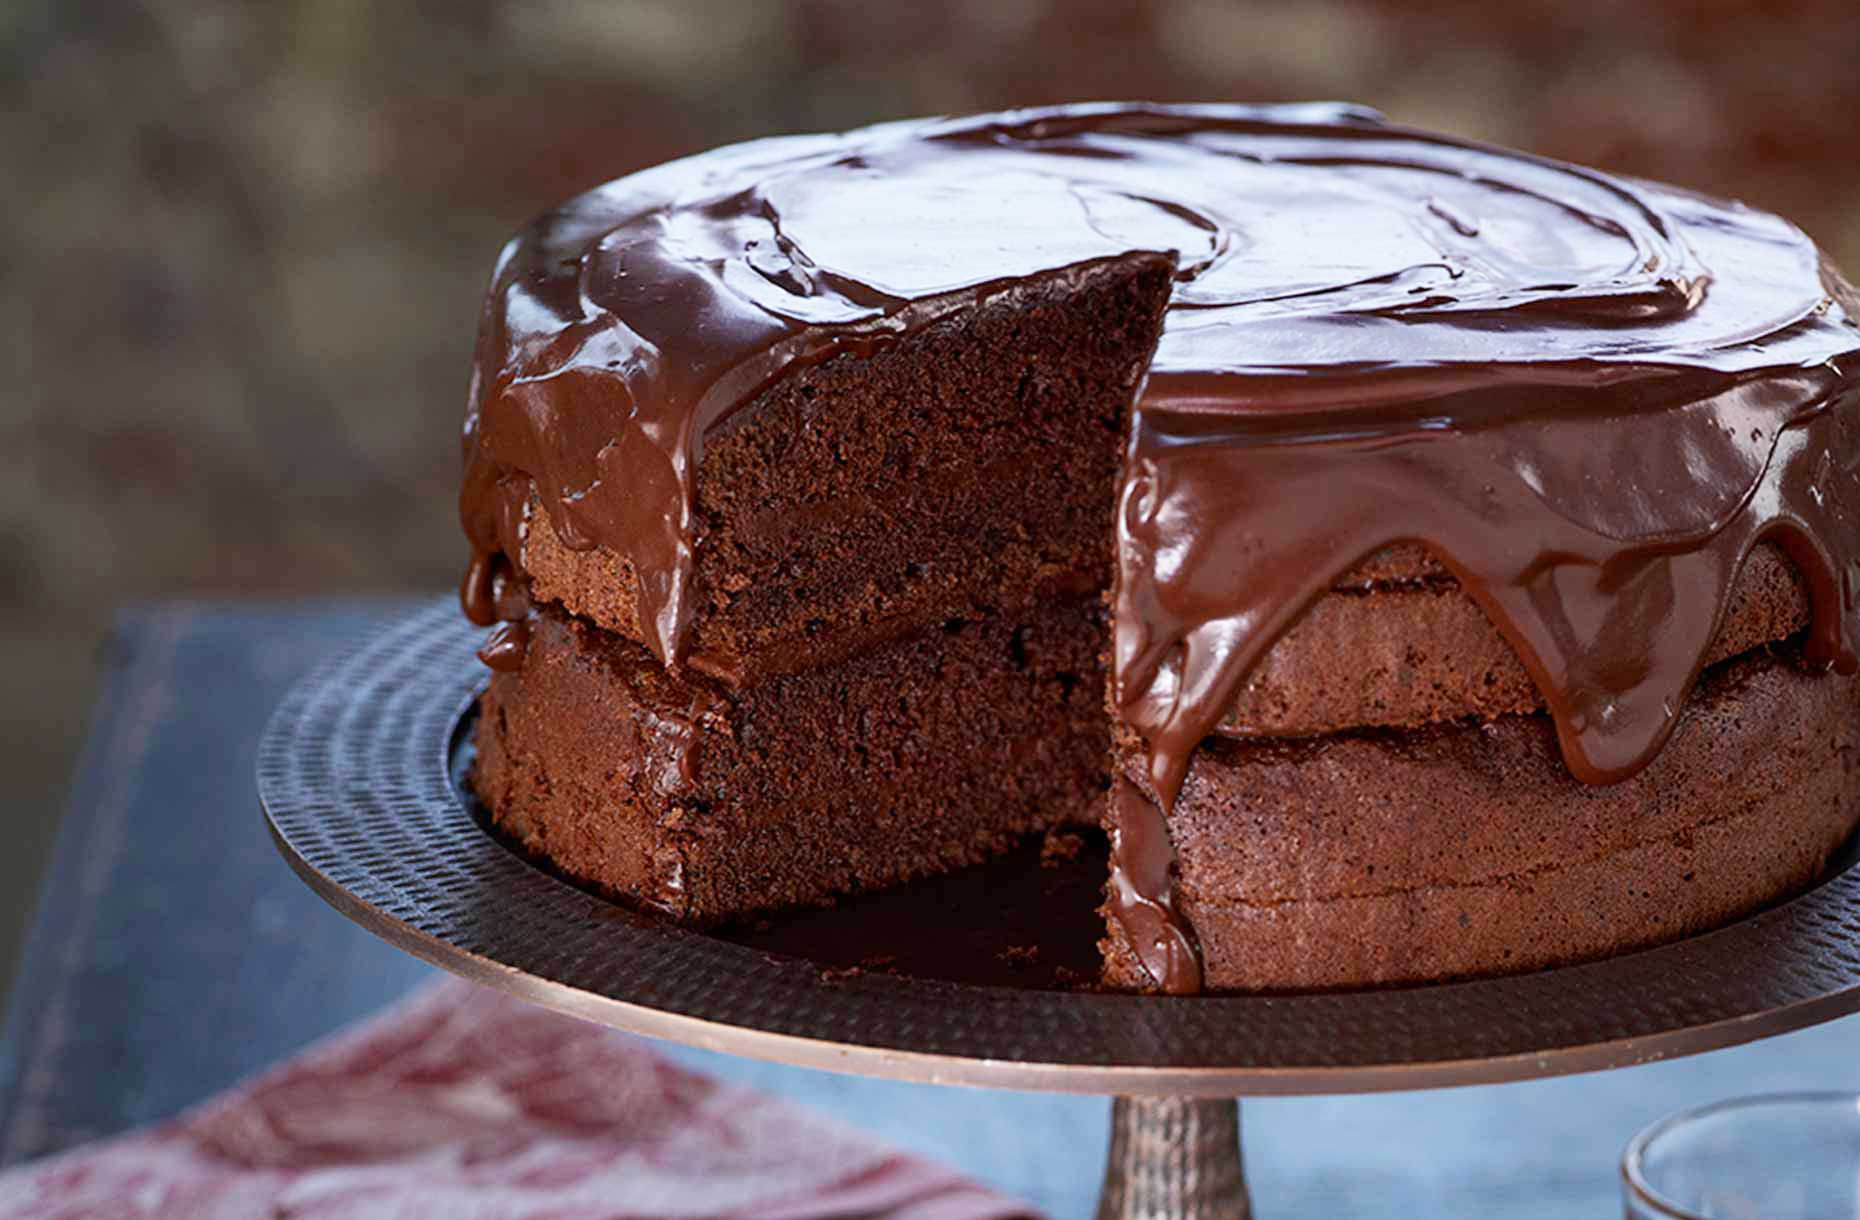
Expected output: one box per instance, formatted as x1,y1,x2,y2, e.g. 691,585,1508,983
1104,644,1860,993
473,599,1106,922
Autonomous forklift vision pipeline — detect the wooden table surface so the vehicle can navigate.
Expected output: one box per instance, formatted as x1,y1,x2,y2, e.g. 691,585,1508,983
2,600,1856,1218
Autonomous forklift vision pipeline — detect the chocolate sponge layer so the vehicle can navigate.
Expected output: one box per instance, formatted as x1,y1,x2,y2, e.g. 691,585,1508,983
1216,541,1809,738
474,599,1107,922
1105,643,1860,993
534,433,1808,735
517,254,1173,688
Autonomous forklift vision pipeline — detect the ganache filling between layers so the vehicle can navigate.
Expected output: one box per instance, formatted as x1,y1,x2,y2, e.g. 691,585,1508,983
458,102,1860,995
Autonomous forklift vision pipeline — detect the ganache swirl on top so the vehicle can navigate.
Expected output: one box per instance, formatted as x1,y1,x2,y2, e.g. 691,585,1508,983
461,102,1860,992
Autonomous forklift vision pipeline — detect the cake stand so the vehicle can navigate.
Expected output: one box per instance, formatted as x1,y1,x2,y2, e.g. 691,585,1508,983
258,603,1860,1219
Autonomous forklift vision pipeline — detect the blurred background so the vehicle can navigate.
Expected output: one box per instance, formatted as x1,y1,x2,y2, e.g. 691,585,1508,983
5,0,1859,997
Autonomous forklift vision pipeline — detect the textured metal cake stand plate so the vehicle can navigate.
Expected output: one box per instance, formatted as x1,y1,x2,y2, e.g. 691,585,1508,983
258,600,1860,1097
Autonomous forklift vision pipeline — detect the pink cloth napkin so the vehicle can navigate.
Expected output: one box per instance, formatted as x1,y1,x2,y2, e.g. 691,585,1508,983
0,980,1037,1219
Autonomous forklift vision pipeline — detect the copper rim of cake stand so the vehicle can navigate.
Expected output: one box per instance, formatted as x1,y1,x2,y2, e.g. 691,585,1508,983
258,600,1860,1098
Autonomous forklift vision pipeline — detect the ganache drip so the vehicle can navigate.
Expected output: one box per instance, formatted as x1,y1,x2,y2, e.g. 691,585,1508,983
1117,361,1860,812
457,103,1860,994
462,549,533,671
1108,777,1202,995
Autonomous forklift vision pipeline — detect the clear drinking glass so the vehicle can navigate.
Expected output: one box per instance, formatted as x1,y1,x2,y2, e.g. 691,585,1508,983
1623,1093,1860,1219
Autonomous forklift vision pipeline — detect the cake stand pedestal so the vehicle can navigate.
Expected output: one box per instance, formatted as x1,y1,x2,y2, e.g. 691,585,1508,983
1097,1097,1251,1218
258,604,1860,1219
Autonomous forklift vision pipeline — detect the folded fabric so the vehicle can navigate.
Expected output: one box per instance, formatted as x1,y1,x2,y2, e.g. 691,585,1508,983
0,979,1037,1219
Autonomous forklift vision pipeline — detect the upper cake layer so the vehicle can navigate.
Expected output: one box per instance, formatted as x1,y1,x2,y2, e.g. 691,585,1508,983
462,102,1860,806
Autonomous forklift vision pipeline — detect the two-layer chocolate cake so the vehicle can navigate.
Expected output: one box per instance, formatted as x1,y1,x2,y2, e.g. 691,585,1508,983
459,103,1860,994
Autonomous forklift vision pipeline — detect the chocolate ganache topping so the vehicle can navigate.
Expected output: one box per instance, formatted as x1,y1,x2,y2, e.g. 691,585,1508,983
461,103,1860,993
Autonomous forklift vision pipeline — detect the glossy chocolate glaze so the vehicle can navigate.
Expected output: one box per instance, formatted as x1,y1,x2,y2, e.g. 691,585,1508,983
461,103,1860,992
1108,777,1202,995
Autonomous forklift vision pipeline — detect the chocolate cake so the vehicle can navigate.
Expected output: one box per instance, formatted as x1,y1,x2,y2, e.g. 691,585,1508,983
459,103,1860,994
